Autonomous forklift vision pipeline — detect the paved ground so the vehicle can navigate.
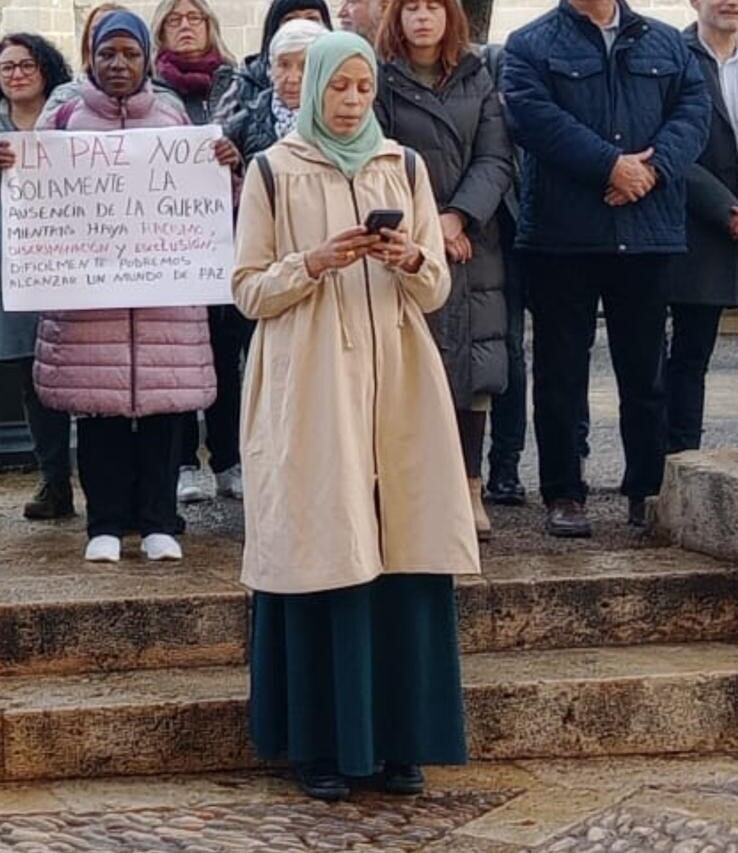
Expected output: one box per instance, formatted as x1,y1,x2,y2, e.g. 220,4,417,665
1,757,738,851
0,325,737,851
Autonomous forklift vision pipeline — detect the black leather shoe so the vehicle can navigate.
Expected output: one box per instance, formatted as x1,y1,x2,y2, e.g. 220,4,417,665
295,761,350,801
487,459,526,507
23,480,75,520
628,498,647,528
545,499,592,538
384,763,425,795
487,475,526,506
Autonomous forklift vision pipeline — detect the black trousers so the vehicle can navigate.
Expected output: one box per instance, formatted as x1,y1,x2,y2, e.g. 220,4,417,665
77,414,183,538
181,306,255,473
487,229,592,479
666,303,723,453
15,358,72,484
526,253,668,505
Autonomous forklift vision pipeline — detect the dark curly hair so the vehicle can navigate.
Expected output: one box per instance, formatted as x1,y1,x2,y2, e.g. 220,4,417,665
0,33,72,98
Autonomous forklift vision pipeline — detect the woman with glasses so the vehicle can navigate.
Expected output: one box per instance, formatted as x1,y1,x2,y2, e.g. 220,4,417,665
151,0,249,507
0,34,76,521
152,0,237,125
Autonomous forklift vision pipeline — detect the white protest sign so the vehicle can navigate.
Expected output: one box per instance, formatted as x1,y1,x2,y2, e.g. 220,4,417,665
1,125,234,311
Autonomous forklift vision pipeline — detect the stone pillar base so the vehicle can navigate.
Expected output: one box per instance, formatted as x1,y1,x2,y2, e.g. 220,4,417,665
653,449,738,561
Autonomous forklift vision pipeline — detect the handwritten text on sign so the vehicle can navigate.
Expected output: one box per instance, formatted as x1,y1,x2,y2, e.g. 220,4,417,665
1,125,234,311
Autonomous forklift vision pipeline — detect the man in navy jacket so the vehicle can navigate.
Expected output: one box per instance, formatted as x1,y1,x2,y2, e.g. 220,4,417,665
502,0,710,537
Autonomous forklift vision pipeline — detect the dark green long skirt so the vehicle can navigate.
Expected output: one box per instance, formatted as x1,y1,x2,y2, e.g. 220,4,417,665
249,573,467,777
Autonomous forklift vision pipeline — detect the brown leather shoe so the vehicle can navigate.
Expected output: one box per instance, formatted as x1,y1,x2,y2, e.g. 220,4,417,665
546,499,592,538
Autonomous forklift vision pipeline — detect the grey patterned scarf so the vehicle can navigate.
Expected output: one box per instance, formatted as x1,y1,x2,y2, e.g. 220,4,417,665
271,91,299,139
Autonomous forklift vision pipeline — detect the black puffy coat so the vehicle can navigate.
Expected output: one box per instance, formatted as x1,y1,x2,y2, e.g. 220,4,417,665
668,25,738,307
224,88,278,171
376,53,514,408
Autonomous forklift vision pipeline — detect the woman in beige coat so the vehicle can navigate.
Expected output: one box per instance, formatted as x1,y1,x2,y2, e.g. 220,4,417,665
232,31,480,802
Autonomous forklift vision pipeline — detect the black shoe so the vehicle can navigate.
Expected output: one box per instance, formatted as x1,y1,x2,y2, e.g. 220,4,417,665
295,761,350,801
23,480,75,520
384,763,425,795
487,458,526,506
545,499,592,539
628,498,647,528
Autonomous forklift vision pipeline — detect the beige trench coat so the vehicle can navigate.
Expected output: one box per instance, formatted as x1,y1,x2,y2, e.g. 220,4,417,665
233,133,480,594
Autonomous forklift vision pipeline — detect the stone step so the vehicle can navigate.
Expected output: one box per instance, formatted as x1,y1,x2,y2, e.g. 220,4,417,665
2,642,737,780
0,536,248,677
462,547,738,652
1,540,736,675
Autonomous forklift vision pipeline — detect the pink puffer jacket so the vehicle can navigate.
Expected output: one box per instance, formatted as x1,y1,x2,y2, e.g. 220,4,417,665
34,79,216,418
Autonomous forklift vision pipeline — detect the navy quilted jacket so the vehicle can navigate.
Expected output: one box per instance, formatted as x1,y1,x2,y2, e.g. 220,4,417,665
501,0,710,254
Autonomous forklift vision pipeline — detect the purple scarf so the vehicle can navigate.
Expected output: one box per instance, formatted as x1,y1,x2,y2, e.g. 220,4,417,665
156,49,224,96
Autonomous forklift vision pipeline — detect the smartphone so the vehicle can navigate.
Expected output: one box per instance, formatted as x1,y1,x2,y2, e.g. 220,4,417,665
364,209,404,237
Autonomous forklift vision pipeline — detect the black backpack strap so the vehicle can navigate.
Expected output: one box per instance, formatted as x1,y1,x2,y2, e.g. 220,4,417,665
404,147,416,194
255,153,275,217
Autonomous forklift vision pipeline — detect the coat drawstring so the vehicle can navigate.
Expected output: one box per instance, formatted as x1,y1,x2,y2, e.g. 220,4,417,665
396,285,407,329
331,272,354,350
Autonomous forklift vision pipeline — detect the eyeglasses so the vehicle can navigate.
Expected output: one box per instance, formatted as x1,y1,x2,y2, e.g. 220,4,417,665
0,59,39,80
163,11,207,29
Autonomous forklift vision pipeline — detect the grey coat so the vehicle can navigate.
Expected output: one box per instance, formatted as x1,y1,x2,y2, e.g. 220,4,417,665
669,25,738,307
0,103,38,362
376,53,514,408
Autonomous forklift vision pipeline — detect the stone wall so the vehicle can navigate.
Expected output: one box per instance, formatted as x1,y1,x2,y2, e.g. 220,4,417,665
0,0,695,66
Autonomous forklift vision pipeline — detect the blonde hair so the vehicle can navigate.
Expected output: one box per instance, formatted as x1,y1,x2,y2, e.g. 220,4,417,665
151,0,237,65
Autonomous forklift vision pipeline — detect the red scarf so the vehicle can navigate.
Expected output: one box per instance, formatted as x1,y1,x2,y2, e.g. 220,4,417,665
156,49,224,96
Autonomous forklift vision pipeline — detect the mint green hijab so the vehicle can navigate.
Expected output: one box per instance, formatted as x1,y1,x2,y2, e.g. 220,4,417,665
296,31,384,178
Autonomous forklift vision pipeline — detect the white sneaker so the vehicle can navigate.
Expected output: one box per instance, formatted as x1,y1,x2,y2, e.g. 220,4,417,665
177,466,208,503
141,533,182,561
215,464,243,500
85,535,121,563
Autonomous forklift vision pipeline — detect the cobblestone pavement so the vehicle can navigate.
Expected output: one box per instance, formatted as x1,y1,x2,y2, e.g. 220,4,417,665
2,759,738,852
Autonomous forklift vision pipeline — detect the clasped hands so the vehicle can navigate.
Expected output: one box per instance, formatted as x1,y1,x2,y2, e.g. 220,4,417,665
305,225,422,279
605,146,658,207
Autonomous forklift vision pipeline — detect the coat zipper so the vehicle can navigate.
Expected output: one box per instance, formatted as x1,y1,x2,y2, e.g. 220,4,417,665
129,309,137,417
347,178,384,565
119,101,136,417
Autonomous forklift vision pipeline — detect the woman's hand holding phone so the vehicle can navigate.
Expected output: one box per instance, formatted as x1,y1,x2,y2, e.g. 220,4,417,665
305,226,381,278
368,226,422,273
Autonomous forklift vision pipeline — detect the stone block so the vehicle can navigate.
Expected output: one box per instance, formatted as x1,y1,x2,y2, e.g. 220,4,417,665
464,642,738,760
2,643,738,780
1,666,253,780
457,548,738,654
0,536,248,676
653,450,738,562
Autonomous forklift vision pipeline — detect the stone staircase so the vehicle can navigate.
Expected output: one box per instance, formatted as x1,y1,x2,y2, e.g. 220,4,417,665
1,512,737,782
